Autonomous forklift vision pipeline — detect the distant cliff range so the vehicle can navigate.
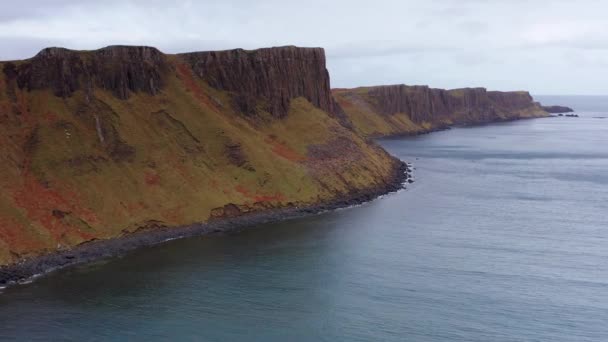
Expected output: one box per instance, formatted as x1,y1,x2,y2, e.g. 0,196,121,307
333,85,549,138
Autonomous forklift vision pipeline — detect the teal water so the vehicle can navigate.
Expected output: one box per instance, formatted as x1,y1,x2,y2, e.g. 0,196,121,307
1,101,608,341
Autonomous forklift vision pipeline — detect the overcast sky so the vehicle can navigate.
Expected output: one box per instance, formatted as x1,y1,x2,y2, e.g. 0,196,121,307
0,0,606,95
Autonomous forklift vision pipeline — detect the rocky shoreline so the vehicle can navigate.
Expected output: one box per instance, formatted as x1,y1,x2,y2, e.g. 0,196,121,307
0,161,410,288
370,113,548,141
0,114,551,289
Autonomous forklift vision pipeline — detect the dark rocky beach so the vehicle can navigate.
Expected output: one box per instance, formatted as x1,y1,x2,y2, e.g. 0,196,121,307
0,161,410,288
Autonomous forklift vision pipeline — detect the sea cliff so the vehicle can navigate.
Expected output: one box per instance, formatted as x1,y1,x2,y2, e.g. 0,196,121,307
0,45,402,278
333,85,548,137
0,45,551,285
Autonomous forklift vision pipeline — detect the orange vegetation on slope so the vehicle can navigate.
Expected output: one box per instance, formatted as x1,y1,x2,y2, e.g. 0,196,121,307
175,62,222,112
234,185,287,203
11,174,99,242
264,135,306,162
0,46,401,267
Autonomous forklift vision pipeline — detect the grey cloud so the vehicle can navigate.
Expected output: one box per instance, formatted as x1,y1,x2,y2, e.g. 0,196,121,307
326,41,454,59
0,36,65,60
458,21,489,35
0,0,85,22
518,39,608,51
0,0,605,94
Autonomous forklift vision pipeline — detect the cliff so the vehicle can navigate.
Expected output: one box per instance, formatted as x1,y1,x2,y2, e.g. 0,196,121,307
0,45,401,268
333,85,548,137
0,43,550,276
9,46,167,99
180,47,337,118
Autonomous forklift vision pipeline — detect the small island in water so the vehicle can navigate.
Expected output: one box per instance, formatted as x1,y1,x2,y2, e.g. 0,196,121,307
542,105,575,113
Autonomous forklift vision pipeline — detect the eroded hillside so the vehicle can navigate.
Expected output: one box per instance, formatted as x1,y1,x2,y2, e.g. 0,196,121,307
0,46,401,266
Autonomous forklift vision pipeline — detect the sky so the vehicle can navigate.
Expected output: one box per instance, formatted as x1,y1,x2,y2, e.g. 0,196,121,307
0,0,606,95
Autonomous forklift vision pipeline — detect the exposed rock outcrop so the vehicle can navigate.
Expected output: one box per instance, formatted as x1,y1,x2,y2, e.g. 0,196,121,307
4,45,167,99
368,85,542,123
3,45,342,120
179,46,335,117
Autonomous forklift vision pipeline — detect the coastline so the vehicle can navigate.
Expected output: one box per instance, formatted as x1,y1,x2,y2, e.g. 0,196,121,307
368,113,549,140
0,115,548,289
0,161,409,288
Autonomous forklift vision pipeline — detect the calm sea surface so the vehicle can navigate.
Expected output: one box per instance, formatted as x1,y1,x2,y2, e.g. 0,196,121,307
1,97,607,341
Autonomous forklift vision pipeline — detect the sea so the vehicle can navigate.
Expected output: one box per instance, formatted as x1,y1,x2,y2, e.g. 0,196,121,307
1,96,607,341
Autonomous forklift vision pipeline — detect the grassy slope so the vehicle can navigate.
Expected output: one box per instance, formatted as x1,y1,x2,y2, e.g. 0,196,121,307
333,88,424,137
0,60,397,265
333,87,548,138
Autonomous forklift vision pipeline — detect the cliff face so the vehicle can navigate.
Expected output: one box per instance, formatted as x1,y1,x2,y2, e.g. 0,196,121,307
333,85,548,137
7,46,167,99
179,47,335,118
0,46,399,267
0,43,550,270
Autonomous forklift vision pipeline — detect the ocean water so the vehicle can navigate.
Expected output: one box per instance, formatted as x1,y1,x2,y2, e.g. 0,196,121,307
1,98,608,341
